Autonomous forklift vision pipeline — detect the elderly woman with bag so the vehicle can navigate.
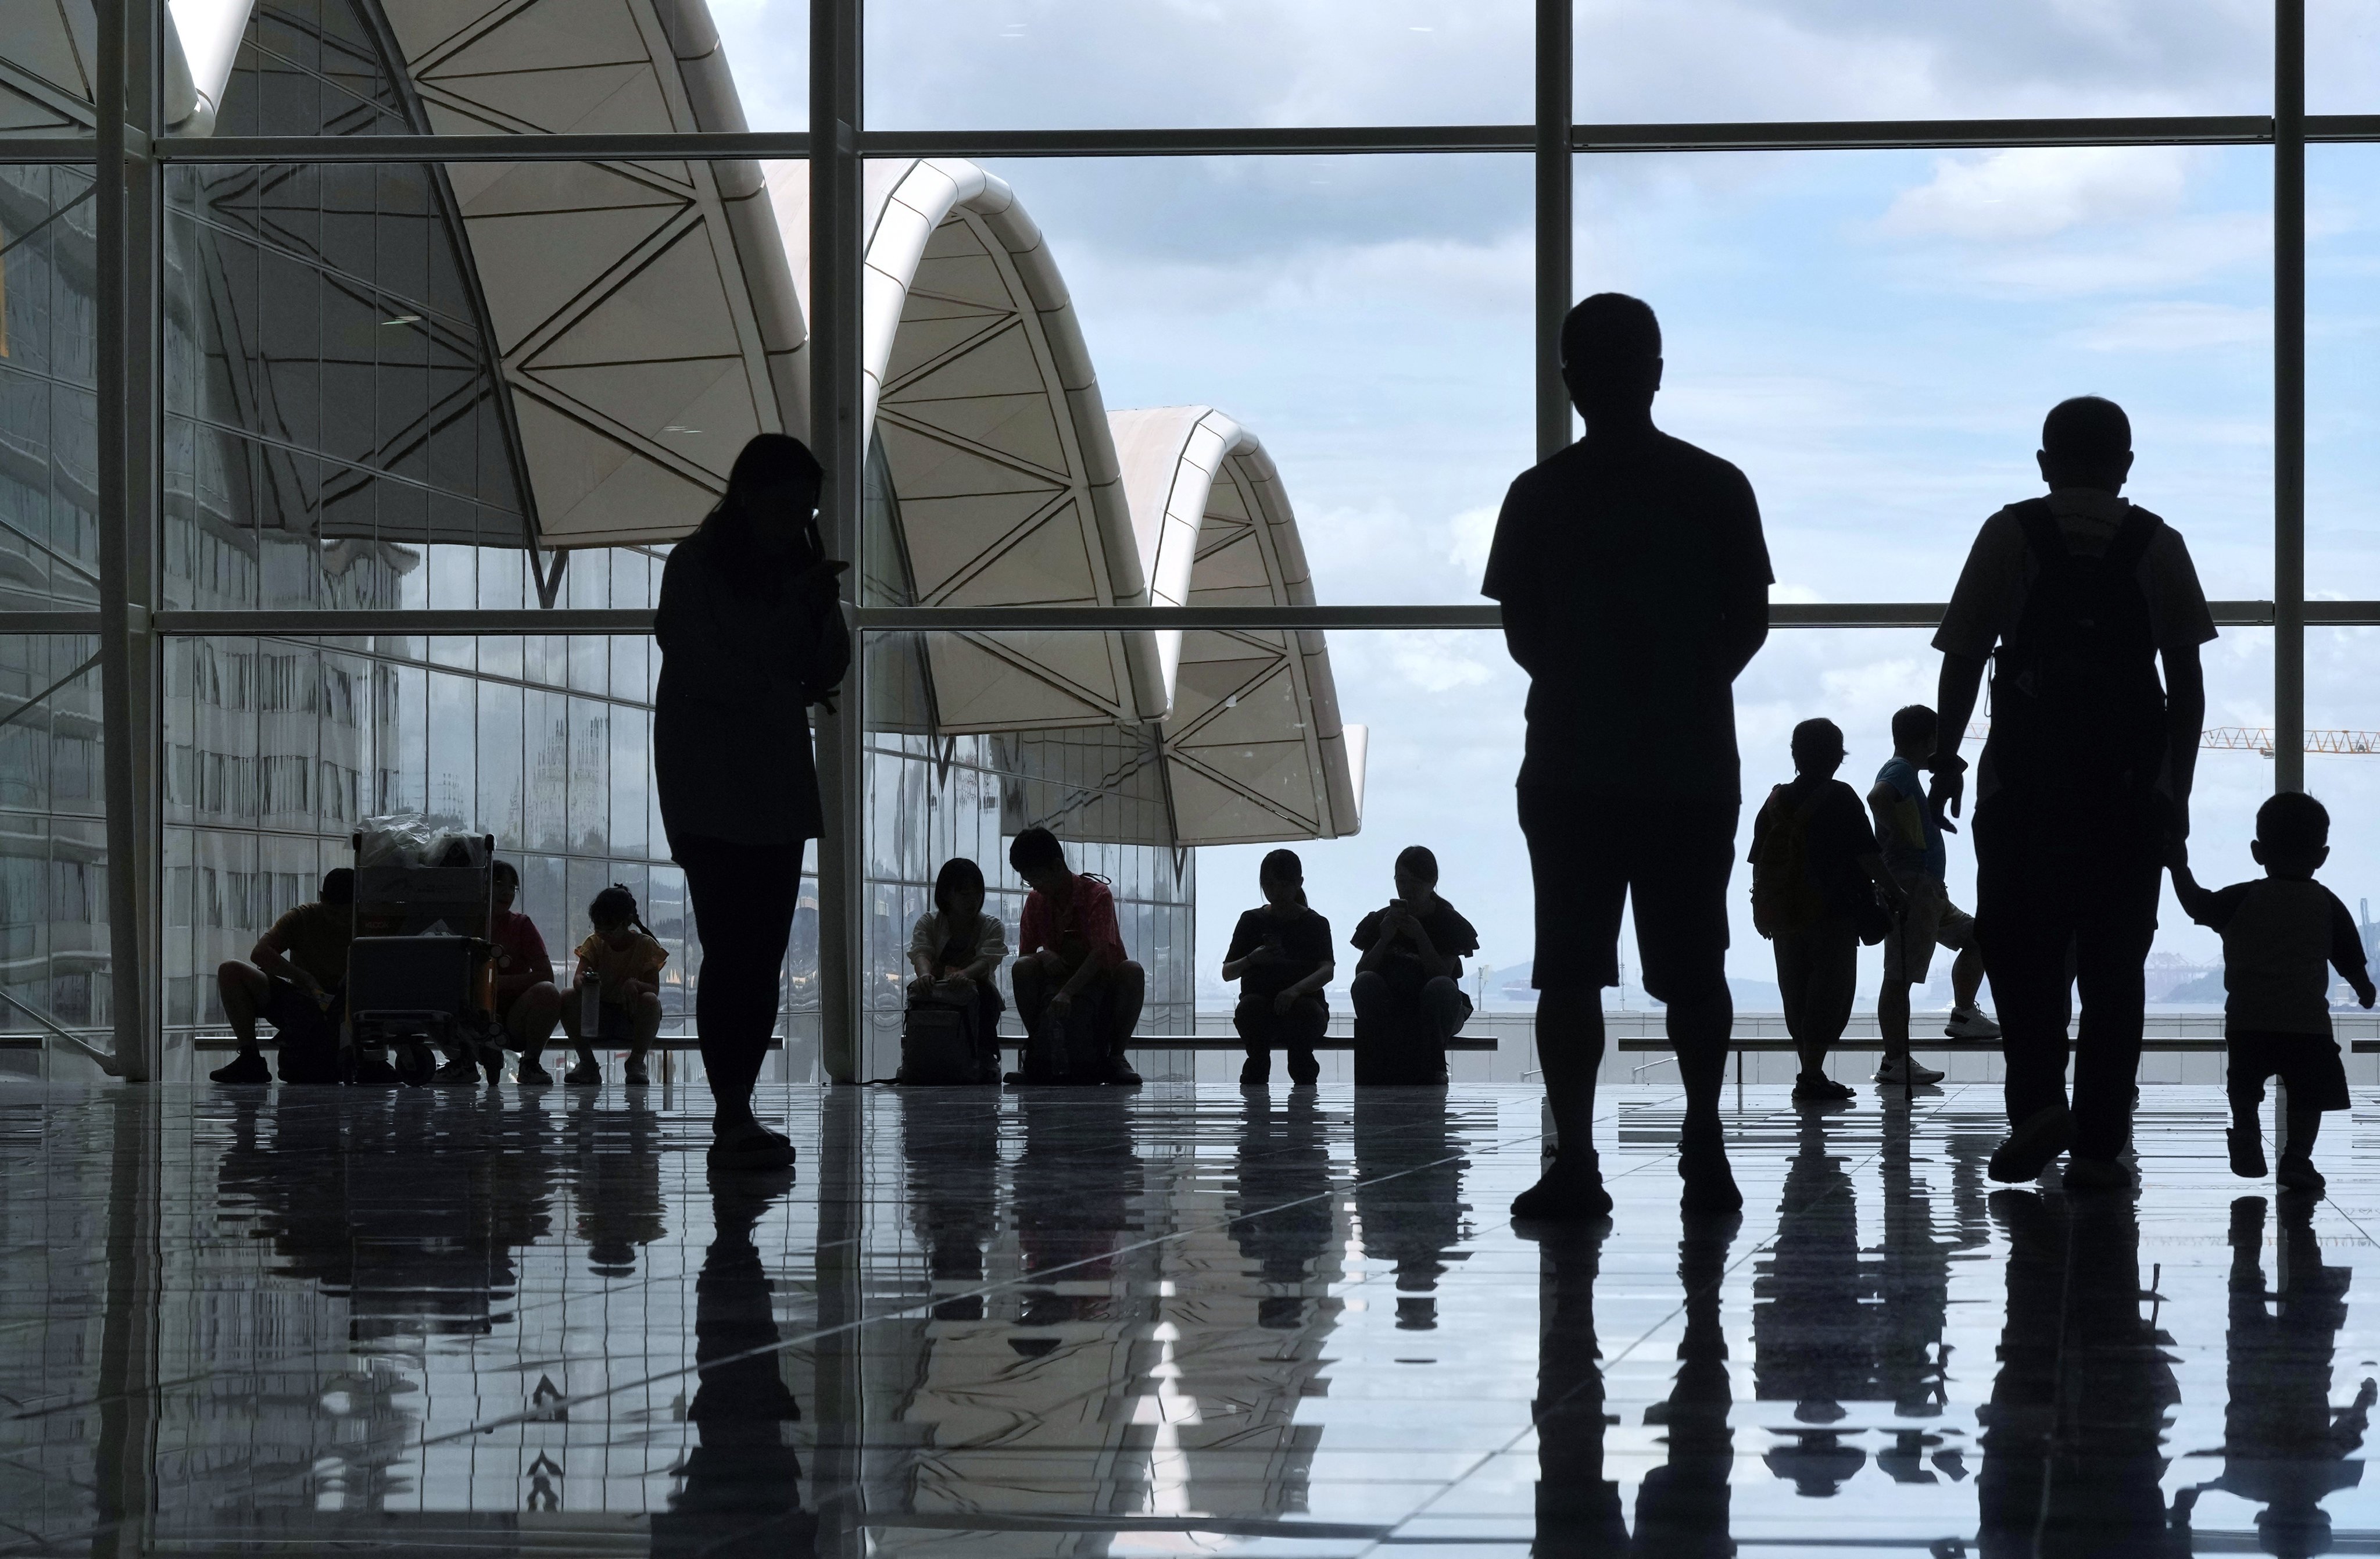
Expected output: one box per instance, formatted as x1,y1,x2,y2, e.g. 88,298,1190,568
656,433,850,1171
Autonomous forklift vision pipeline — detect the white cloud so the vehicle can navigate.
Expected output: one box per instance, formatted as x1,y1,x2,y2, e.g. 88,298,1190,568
1446,505,1499,576
1880,146,2198,243
1769,582,1823,603
2068,300,2270,352
1387,634,1496,695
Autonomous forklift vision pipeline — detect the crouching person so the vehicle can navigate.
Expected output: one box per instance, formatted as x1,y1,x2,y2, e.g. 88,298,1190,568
1008,827,1144,1085
211,867,356,1085
488,860,564,1082
906,857,1009,1080
1350,846,1479,1085
1225,848,1334,1088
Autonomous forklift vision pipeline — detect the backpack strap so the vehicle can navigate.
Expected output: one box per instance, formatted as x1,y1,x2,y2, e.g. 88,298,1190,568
2008,497,2066,571
2101,506,2161,575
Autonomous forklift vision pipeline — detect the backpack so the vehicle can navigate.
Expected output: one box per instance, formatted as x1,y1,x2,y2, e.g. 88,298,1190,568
1751,784,1832,939
1988,500,2168,795
899,992,996,1085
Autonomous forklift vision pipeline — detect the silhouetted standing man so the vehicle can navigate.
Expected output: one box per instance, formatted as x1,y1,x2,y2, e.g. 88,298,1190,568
1930,398,2211,1192
1485,293,1772,1219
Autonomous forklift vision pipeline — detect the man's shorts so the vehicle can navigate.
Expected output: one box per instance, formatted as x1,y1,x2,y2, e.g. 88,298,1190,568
1883,875,1973,986
2228,1028,2351,1113
1518,785,1736,997
261,977,342,1046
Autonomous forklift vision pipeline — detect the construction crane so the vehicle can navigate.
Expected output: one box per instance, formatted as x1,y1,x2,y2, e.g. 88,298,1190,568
1966,724,2380,757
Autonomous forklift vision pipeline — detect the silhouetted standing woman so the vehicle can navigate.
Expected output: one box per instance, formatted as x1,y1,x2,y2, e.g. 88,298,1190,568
656,434,850,1172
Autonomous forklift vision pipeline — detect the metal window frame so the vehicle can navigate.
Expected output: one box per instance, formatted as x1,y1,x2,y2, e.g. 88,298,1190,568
6,0,2333,1075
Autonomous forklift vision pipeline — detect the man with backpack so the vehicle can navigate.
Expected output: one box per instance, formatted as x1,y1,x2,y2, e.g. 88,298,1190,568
1929,396,2213,1190
1751,718,1905,1101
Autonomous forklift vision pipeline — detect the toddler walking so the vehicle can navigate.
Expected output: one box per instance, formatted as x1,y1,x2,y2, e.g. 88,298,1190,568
556,884,668,1086
2170,793,2374,1197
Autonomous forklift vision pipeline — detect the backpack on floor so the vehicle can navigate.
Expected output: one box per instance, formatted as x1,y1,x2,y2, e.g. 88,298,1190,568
899,996,992,1085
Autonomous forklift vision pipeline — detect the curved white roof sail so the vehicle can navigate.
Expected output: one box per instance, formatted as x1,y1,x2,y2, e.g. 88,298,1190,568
1112,406,1365,845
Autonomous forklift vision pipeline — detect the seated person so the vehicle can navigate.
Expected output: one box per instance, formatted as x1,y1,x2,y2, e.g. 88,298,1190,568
1225,848,1334,1088
908,856,1010,1045
1009,826,1144,1085
211,867,355,1085
1350,845,1479,1084
557,884,667,1087
486,860,564,1083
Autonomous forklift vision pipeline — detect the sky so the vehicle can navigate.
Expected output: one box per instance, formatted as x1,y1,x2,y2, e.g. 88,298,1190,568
707,0,2380,1004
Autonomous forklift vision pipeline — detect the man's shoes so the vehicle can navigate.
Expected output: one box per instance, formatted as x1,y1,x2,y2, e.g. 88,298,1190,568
1792,1071,1856,1103
2278,1156,2327,1197
1944,1005,2003,1040
1101,1056,1143,1086
2062,1154,2134,1194
1679,1129,1743,1213
1511,1156,1613,1222
1239,1057,1268,1086
431,1060,482,1086
623,1058,650,1086
1287,1052,1320,1087
1987,1103,2074,1183
707,1120,797,1173
516,1057,553,1085
1874,1055,1945,1087
2228,1125,2268,1179
564,1060,602,1087
209,1051,271,1085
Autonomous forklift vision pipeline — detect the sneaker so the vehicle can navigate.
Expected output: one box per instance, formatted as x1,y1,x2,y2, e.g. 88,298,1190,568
1944,1005,2003,1041
516,1057,553,1085
707,1121,797,1173
431,1059,482,1086
2227,1125,2268,1179
209,1050,271,1085
1874,1055,1945,1086
1678,1129,1743,1213
1101,1056,1143,1086
1239,1057,1269,1086
1792,1071,1856,1103
1512,1157,1613,1222
1987,1103,2074,1183
2062,1155,2134,1194
1286,1052,1320,1087
623,1058,650,1086
564,1060,602,1087
2278,1157,2327,1197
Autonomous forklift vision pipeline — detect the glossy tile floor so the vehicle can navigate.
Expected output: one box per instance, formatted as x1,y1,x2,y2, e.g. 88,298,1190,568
6,1080,2380,1556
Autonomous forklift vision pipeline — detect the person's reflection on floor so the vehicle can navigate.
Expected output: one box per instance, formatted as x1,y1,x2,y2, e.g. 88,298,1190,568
1634,1211,1738,1557
1351,1089,1470,1331
2174,1197,2374,1559
1014,1092,1143,1336
1755,1110,1873,1496
1233,1086,1335,1330
1978,1189,2185,1557
1873,1094,1958,1485
901,1088,1001,1321
650,1170,817,1557
569,1089,664,1278
1527,1224,1627,1556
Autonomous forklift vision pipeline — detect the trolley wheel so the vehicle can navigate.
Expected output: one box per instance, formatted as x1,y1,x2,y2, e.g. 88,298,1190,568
393,1038,438,1088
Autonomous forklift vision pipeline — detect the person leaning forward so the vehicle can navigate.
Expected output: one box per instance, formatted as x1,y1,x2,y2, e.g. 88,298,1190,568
1483,291,1773,1221
1928,395,2213,1193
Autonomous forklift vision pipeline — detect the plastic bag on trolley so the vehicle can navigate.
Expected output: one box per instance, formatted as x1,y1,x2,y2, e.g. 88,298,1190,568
346,811,499,1085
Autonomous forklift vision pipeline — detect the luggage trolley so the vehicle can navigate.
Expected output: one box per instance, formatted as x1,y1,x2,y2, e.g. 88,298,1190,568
344,815,501,1085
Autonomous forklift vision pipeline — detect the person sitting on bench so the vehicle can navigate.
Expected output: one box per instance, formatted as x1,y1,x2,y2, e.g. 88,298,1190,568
1350,846,1480,1085
1225,848,1334,1088
557,885,667,1087
487,860,564,1083
1008,827,1144,1085
210,867,355,1084
908,857,1010,1045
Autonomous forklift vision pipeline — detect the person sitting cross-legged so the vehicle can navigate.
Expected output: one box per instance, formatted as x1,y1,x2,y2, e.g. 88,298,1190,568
211,867,355,1085
1349,845,1480,1085
1008,827,1145,1085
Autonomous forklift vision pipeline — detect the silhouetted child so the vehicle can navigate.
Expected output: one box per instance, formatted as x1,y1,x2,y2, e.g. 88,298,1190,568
1224,849,1334,1087
1867,703,1999,1090
2170,793,2375,1197
559,884,667,1087
1751,718,1903,1101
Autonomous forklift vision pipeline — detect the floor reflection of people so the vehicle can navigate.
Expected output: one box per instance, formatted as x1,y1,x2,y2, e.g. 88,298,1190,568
1351,1089,1470,1331
1233,1087,1335,1330
1755,1110,1872,1496
1873,1095,1958,1483
1978,1189,2184,1557
650,1170,817,1557
2173,1197,2373,1559
569,1090,665,1277
1634,1212,1738,1557
901,1088,1001,1322
1529,1225,1627,1556
1014,1092,1144,1334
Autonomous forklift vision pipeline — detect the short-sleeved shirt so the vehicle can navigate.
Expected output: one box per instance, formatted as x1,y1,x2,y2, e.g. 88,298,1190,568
1018,874,1129,973
1481,429,1773,798
263,902,352,991
1226,906,1335,1000
1750,775,1877,917
490,908,553,993
575,931,667,1002
1934,488,2217,802
1873,756,1946,883
1352,898,1480,996
2183,877,2367,1035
